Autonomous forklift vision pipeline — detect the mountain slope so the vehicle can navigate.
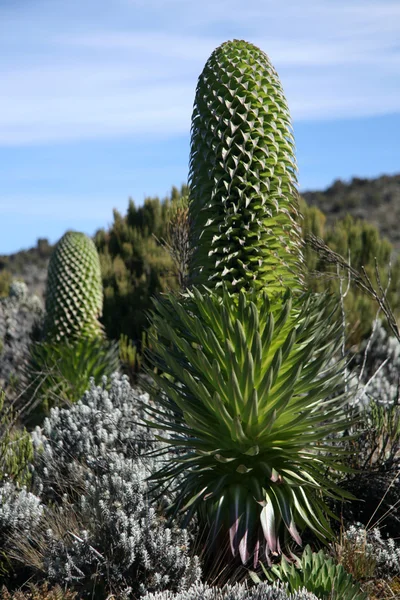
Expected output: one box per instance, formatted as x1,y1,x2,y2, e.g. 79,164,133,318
302,173,400,249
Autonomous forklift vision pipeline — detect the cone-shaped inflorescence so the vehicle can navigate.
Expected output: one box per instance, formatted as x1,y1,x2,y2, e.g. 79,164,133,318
189,40,304,294
44,231,104,341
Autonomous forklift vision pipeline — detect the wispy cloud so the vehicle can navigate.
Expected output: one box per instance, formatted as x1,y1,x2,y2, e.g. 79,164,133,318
0,0,399,145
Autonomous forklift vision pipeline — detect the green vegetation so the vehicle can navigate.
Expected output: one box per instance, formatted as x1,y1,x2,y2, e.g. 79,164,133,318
0,390,33,486
300,198,400,344
146,287,353,563
0,38,400,600
94,186,187,343
25,338,119,421
97,192,400,352
258,545,367,600
23,232,119,421
0,271,12,298
303,174,400,250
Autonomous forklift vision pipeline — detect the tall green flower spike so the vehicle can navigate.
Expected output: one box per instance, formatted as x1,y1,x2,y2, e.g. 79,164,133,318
44,231,104,341
189,39,304,294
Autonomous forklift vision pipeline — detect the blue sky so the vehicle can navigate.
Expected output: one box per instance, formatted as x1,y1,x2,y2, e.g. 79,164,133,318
1,0,399,254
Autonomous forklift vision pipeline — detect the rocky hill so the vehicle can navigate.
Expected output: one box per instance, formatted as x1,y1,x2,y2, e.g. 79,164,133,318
302,173,400,249
0,238,52,300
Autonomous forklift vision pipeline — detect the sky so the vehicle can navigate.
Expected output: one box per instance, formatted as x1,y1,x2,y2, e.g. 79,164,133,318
1,0,399,254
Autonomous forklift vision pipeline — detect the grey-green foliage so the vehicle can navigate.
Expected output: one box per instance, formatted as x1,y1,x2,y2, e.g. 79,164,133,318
343,523,400,579
19,375,201,598
355,321,400,407
261,546,367,600
25,456,200,597
188,39,304,294
0,482,43,535
44,231,103,342
142,582,321,600
31,374,157,484
339,322,400,472
0,281,43,399
0,481,43,575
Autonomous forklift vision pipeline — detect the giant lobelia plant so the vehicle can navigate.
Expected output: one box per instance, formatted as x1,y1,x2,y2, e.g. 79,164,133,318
144,40,355,566
23,231,119,422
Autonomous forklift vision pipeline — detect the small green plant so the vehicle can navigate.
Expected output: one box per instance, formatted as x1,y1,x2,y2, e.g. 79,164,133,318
118,331,151,380
0,270,12,298
0,390,33,485
256,545,367,600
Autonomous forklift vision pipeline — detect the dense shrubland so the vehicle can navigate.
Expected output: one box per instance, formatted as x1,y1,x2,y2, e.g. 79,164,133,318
302,174,400,250
94,186,188,344
0,39,399,600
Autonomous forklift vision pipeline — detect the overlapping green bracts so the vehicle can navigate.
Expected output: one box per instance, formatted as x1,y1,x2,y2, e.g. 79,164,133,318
188,40,304,294
44,231,103,341
145,287,355,566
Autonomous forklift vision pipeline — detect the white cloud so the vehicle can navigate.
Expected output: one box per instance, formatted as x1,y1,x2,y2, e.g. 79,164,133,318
0,0,399,145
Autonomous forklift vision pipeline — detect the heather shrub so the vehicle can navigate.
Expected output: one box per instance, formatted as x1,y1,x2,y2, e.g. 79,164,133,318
95,187,187,344
0,583,77,600
0,482,43,537
7,375,201,599
142,582,321,600
0,391,33,486
0,282,43,401
301,200,400,346
338,523,400,580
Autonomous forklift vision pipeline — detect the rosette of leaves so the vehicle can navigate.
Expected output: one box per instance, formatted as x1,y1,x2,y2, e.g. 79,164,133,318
257,545,367,600
144,286,355,566
23,337,119,424
44,231,103,341
188,39,304,295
